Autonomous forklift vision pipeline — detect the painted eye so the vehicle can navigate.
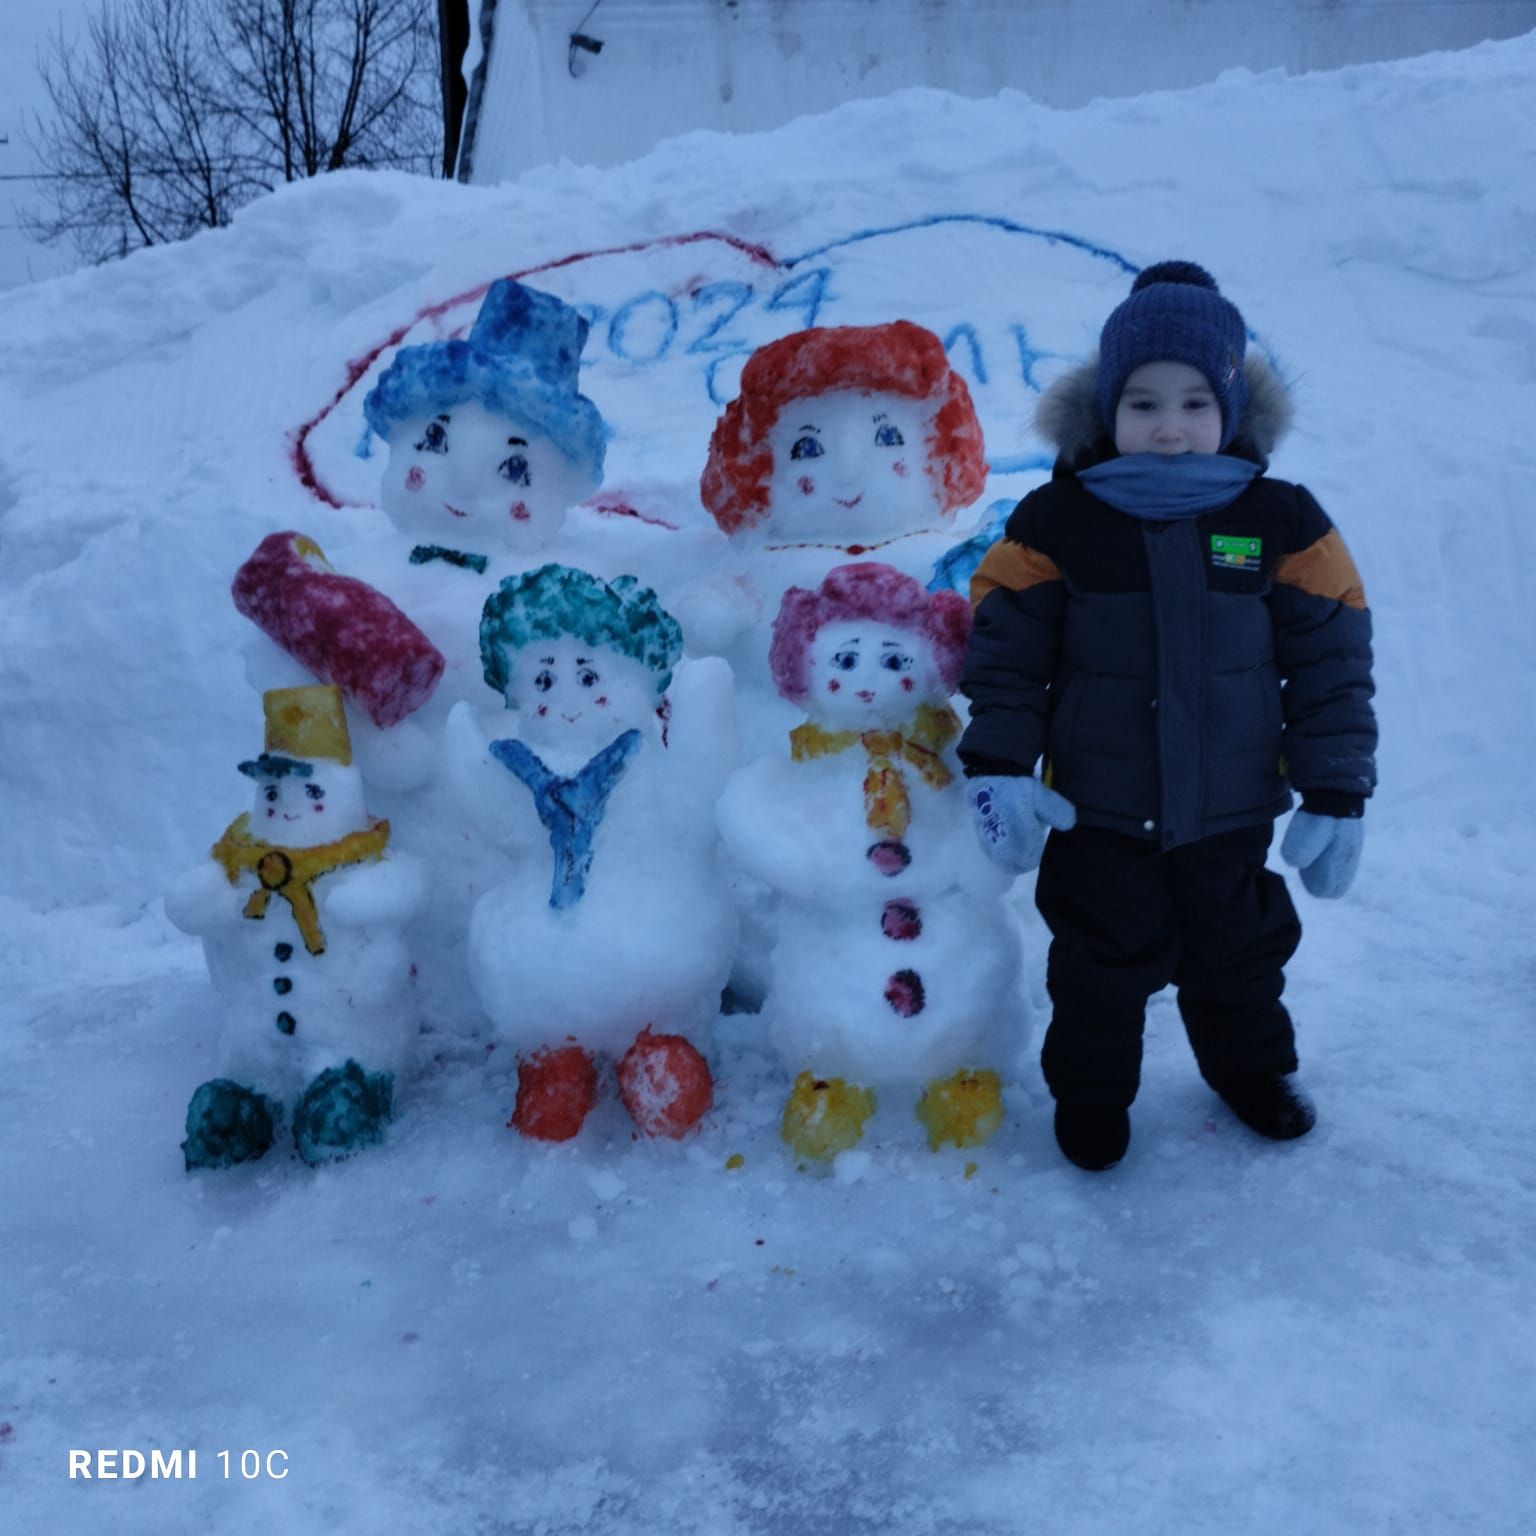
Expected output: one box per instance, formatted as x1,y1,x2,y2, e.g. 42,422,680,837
305,783,325,801
790,435,824,461
880,652,913,673
874,422,905,447
499,454,531,486
534,670,554,693
831,649,858,672
264,786,278,803
414,420,449,454
578,668,600,688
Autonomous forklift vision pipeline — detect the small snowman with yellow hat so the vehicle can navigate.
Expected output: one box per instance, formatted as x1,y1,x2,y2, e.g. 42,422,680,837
166,685,426,1169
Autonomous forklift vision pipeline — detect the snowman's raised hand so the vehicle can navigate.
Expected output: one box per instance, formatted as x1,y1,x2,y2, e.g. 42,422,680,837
966,776,1076,874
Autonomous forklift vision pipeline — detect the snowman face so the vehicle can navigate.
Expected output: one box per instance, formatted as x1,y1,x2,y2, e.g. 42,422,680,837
509,636,655,755
381,400,581,552
252,762,369,849
765,391,940,542
806,620,942,732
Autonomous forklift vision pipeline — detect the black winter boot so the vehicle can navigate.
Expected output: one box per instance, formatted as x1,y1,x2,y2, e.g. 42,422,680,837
1213,1071,1316,1140
1053,1102,1130,1171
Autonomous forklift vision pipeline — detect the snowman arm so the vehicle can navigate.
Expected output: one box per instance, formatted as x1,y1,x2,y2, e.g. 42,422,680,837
663,655,741,800
445,701,539,851
319,853,428,928
163,860,250,936
715,764,820,900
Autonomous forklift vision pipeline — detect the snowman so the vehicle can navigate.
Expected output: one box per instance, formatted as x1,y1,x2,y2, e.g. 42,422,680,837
681,320,989,751
165,685,426,1169
445,564,739,1142
715,564,1025,1162
234,280,624,1034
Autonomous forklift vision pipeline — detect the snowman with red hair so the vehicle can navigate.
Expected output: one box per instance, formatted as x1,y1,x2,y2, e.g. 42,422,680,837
681,321,988,748
716,564,1025,1163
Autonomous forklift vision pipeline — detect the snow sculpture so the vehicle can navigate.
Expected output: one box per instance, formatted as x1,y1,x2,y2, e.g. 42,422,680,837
447,564,739,1142
716,564,1024,1162
165,686,425,1169
686,321,988,747
236,279,618,1035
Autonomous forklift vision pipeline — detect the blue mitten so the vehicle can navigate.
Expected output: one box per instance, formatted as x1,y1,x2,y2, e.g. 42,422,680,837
967,776,1077,874
1280,811,1364,899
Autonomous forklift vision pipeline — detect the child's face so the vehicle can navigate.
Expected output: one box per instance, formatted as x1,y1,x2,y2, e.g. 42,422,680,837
381,400,580,551
508,636,653,754
765,391,938,540
804,620,940,732
1113,361,1223,456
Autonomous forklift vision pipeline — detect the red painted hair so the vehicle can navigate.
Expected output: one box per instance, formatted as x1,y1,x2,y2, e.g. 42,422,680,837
770,563,972,704
700,322,987,535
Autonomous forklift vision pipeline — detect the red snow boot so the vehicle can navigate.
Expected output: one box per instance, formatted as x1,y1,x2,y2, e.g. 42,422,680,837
617,1028,713,1139
511,1044,598,1142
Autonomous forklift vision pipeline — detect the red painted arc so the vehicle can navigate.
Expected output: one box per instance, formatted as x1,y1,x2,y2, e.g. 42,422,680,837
289,229,783,514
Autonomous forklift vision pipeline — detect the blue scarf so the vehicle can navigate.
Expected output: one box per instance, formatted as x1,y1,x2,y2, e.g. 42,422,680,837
489,730,642,910
1078,454,1260,520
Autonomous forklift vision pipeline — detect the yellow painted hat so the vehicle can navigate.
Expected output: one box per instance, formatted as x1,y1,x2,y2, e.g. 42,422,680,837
262,685,353,767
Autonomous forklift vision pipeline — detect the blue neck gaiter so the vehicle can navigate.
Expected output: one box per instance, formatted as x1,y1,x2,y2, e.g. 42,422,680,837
489,730,642,910
1078,453,1261,520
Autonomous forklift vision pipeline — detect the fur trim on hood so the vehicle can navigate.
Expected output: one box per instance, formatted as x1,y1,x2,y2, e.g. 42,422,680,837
1033,354,1293,465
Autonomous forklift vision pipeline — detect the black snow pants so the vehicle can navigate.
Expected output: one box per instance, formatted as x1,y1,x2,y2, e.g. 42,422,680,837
1035,822,1303,1108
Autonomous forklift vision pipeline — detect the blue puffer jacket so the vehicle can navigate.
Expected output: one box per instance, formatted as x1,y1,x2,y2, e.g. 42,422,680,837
959,358,1376,851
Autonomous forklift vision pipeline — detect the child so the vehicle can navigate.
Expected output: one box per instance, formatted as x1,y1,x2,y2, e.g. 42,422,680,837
958,260,1376,1171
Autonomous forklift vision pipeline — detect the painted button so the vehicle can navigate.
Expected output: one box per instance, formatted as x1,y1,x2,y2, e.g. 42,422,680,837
881,899,922,941
867,840,912,877
274,976,293,995
276,1012,296,1035
885,969,926,1017
273,942,293,961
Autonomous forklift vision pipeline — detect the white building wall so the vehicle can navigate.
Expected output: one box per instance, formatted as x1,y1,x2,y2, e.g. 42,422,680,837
462,0,1536,183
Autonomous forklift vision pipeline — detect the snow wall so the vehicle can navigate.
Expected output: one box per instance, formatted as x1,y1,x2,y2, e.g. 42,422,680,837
461,0,1536,182
2,32,1535,922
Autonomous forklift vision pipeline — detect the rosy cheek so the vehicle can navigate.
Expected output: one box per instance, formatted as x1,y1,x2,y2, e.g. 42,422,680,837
313,804,324,813
900,677,914,692
266,808,275,818
511,501,530,521
892,460,909,479
797,476,815,496
406,466,425,491
826,679,841,693
594,696,608,708
536,704,548,717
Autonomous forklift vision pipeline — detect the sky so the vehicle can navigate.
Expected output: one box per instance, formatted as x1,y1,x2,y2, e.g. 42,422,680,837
1,22,1534,1536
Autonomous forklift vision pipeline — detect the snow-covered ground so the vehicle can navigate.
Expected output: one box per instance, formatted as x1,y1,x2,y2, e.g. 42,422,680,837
4,33,1536,1535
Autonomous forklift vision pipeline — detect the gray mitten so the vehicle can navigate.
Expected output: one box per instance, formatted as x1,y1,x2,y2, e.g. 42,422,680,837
966,776,1077,874
1280,810,1364,899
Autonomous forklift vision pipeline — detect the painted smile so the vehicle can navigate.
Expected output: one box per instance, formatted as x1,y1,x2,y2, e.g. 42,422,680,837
835,494,864,509
444,503,468,518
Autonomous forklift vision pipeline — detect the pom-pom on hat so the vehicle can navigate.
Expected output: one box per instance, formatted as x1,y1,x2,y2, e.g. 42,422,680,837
1095,261,1249,448
363,279,607,489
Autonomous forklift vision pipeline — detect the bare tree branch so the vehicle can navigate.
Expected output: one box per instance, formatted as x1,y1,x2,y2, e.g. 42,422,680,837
22,0,443,264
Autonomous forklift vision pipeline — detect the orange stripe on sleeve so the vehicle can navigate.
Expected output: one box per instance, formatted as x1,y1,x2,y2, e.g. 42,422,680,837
1273,529,1367,611
970,540,1062,611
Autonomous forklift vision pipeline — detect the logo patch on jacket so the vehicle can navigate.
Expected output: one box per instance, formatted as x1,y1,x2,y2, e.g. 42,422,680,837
1210,534,1263,571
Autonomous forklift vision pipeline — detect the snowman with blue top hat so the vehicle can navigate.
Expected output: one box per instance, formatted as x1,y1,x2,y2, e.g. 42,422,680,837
166,685,426,1168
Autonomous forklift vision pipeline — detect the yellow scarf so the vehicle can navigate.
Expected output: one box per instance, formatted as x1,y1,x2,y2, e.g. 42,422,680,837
211,814,391,956
789,703,959,838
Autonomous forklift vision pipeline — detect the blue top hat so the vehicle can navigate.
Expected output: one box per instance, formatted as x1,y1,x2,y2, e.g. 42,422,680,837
362,279,608,487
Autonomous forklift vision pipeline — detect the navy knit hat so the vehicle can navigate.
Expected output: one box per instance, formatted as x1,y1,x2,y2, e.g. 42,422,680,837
1096,261,1249,448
